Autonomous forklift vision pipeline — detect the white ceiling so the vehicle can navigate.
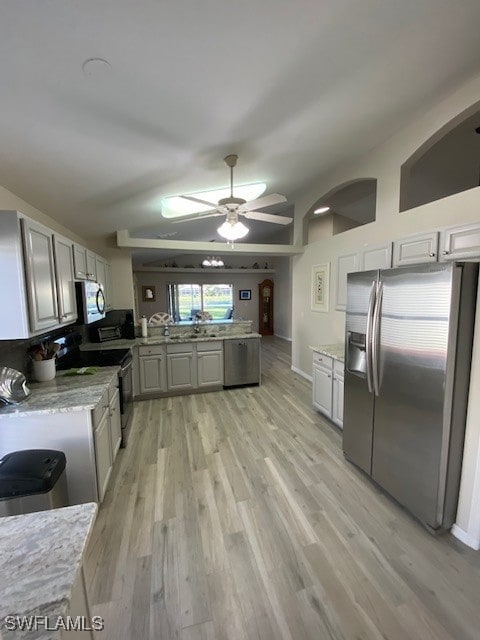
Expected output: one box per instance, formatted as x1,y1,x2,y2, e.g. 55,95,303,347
1,0,480,249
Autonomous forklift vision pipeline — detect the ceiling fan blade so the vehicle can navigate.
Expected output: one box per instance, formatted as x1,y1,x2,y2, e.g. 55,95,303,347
180,195,218,208
239,193,287,212
170,211,223,224
241,211,292,225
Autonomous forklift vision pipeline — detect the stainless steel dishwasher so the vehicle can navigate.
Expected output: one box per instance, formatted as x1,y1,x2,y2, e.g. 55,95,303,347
224,338,260,387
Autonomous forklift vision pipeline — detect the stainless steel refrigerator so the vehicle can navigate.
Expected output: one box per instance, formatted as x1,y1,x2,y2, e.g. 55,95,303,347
343,262,478,532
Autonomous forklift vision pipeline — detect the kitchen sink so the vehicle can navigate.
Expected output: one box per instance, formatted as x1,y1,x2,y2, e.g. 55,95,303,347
168,333,217,340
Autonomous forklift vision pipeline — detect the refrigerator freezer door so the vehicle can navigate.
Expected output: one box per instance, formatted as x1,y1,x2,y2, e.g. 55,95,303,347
343,270,379,474
371,263,456,529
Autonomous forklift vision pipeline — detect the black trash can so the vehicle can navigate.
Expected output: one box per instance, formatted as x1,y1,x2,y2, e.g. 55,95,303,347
0,449,69,516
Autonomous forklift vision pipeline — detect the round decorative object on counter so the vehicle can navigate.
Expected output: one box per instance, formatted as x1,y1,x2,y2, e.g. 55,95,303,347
148,312,172,325
0,368,31,404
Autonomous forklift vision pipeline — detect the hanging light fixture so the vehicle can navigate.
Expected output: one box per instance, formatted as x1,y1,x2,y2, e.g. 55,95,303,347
202,256,225,267
217,219,249,242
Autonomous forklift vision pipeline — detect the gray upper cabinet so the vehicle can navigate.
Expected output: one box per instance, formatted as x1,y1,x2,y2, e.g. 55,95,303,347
95,255,106,288
336,253,359,310
53,234,77,324
440,222,480,261
0,210,110,339
392,231,439,267
105,262,113,310
361,243,392,271
21,217,59,333
73,244,88,280
86,251,97,281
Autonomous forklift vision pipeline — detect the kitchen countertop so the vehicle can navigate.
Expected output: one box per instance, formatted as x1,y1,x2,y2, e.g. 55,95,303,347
0,367,119,418
310,343,345,362
0,502,97,640
80,333,261,350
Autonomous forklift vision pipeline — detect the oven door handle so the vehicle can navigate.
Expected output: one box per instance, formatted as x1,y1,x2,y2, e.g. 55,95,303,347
119,360,133,376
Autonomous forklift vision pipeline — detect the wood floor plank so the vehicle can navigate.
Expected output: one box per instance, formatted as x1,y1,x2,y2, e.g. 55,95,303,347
150,518,181,640
192,468,229,575
84,336,480,640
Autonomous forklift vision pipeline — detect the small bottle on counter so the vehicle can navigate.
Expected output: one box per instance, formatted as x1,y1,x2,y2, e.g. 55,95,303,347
141,315,148,338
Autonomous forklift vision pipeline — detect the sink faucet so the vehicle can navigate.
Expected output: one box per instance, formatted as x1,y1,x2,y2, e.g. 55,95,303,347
193,316,201,334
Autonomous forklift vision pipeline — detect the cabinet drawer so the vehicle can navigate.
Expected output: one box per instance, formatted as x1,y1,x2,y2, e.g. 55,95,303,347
334,359,344,376
197,340,223,352
167,342,194,354
312,352,333,369
138,345,165,356
92,388,109,427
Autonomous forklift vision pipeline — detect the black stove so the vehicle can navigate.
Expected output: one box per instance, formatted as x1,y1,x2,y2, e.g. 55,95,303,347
56,348,131,371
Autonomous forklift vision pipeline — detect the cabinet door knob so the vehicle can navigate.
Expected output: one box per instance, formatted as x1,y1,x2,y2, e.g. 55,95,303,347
429,252,435,257
443,250,449,255
327,374,331,378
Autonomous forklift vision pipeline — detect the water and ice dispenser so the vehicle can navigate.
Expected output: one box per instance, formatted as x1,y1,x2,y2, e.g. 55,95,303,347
347,332,367,377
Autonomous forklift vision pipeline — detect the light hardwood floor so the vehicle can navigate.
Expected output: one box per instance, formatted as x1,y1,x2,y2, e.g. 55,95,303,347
84,336,480,639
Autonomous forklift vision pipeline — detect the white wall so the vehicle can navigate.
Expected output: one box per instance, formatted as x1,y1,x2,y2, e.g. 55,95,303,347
291,69,480,548
273,256,292,340
0,186,87,245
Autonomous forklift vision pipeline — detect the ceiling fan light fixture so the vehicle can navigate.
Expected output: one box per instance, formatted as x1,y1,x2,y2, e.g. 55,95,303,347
217,220,249,241
161,183,267,218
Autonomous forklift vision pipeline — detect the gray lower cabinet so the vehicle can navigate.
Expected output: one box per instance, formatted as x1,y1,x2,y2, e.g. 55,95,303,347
312,352,344,428
167,348,196,391
67,567,94,639
92,378,121,502
197,343,224,387
109,387,122,460
332,362,344,429
138,345,167,394
93,406,112,504
312,361,333,415
136,341,224,396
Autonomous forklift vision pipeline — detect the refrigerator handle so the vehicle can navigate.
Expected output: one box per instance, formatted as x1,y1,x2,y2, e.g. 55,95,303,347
372,281,384,397
365,281,377,394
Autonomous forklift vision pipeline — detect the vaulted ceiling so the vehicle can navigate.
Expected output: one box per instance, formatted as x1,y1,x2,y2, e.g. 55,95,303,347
1,0,480,247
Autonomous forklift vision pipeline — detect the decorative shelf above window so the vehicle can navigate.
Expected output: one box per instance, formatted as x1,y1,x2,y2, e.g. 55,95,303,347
134,267,276,274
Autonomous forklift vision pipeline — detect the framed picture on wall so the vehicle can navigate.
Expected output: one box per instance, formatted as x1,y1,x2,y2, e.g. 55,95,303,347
239,289,251,300
142,285,156,302
311,263,330,312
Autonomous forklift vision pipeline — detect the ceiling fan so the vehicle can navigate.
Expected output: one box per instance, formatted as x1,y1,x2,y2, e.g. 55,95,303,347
170,155,292,241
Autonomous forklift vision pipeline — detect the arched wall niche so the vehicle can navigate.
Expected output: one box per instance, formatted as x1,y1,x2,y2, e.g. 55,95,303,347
302,178,377,244
400,100,480,212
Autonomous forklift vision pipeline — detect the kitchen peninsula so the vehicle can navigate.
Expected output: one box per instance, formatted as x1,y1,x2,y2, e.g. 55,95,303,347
0,503,97,639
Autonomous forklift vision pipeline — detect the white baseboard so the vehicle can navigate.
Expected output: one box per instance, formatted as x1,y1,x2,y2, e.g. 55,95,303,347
291,365,312,382
274,333,292,342
451,524,480,550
